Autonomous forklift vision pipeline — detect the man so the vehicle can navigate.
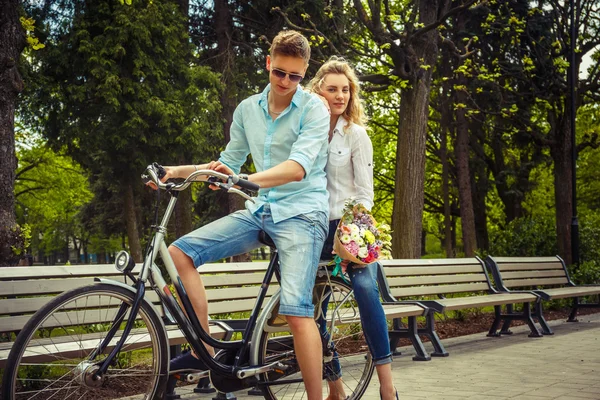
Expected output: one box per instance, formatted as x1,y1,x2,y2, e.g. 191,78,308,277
162,30,329,398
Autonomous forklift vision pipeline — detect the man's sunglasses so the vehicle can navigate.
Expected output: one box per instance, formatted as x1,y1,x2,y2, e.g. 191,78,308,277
271,68,304,83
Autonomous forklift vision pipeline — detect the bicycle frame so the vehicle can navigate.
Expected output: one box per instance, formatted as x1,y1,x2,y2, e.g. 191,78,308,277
94,166,342,386
93,172,283,379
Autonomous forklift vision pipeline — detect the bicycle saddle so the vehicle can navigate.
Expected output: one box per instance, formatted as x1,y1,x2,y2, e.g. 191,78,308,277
258,231,276,248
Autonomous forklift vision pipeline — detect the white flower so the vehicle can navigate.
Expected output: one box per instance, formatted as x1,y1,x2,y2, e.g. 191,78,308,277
358,247,369,258
349,224,360,235
357,238,365,246
340,234,352,244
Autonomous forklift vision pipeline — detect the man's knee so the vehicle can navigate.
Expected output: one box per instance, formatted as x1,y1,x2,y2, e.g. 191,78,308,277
286,315,315,332
168,245,193,271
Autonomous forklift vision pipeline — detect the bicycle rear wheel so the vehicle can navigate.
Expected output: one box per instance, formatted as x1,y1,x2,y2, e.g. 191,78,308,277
256,275,374,400
1,283,169,400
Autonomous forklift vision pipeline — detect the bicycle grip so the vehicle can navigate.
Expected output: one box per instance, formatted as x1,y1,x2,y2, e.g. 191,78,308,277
235,176,260,192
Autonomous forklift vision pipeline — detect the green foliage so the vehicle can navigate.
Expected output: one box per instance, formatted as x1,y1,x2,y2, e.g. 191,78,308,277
488,216,558,257
19,0,223,252
15,140,93,258
570,261,600,285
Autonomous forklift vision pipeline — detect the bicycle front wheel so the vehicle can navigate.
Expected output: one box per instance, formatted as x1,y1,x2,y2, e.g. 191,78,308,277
256,275,374,400
1,283,169,400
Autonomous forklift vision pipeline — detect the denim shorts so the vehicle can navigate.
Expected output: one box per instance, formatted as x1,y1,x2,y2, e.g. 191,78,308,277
171,204,328,318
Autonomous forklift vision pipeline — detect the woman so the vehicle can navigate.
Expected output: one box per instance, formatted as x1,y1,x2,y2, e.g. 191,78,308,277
306,57,398,400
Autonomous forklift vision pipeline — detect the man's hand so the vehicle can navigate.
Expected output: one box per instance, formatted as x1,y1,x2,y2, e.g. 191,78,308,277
146,166,176,190
207,161,233,190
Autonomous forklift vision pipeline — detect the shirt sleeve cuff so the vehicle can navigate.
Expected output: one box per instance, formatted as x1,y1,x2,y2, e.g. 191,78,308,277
288,154,310,177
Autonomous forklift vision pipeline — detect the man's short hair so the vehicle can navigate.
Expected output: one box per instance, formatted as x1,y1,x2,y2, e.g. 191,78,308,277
270,30,311,63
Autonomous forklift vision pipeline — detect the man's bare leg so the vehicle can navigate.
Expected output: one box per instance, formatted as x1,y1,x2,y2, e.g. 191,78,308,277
169,246,215,357
287,316,323,399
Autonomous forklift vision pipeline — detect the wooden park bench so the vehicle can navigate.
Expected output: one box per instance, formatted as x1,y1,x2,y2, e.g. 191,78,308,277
0,262,281,370
0,260,430,375
375,257,546,358
485,255,600,335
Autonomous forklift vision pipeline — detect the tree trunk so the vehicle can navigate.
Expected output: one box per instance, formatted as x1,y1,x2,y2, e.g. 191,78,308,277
441,124,453,258
215,0,251,262
454,94,477,256
453,12,476,257
0,0,25,266
391,1,444,258
124,183,143,262
470,118,489,251
550,109,572,264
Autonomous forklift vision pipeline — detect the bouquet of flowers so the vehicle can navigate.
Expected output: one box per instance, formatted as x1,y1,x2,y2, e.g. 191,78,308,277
333,199,392,266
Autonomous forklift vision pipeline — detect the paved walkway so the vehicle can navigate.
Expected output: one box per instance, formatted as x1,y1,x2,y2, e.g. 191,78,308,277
175,312,600,400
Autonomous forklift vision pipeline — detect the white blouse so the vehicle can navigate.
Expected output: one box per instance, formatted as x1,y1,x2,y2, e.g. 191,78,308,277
326,116,374,220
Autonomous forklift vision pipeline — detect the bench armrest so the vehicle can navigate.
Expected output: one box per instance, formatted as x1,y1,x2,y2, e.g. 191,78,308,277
382,299,443,313
499,287,548,301
380,300,431,316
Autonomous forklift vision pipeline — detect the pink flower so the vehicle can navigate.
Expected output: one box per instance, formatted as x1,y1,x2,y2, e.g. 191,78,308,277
341,225,352,234
343,241,359,256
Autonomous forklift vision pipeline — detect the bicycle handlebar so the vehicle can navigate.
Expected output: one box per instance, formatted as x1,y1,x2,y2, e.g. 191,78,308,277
141,163,260,201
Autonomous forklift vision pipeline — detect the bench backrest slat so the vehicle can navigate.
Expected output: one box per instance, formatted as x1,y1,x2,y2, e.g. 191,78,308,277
496,262,565,272
380,258,493,299
0,276,136,297
504,277,569,288
0,262,277,334
390,282,491,298
485,256,572,290
386,274,487,287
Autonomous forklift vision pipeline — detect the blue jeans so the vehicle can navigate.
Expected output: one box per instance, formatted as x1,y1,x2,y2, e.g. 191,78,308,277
171,204,328,317
318,222,392,380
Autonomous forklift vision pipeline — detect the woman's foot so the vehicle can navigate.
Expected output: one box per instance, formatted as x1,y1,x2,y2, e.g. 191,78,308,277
380,386,398,400
325,378,348,400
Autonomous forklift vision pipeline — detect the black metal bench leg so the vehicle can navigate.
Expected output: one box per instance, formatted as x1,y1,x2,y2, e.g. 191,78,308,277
534,301,554,335
424,313,448,357
389,318,403,356
165,375,181,400
567,297,579,322
213,392,237,400
406,316,431,361
165,345,181,399
499,304,514,335
195,377,216,394
523,302,543,337
487,305,503,337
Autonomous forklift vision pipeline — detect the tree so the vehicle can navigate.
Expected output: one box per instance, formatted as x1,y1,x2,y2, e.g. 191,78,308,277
23,0,222,261
0,0,26,265
15,138,93,264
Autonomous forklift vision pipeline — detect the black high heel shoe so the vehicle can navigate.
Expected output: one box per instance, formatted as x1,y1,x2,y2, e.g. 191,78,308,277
380,388,399,400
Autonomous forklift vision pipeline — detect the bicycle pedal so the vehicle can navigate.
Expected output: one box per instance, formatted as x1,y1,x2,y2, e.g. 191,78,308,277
170,370,209,383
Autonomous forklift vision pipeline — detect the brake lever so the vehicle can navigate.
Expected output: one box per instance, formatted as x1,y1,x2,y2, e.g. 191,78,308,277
228,187,256,203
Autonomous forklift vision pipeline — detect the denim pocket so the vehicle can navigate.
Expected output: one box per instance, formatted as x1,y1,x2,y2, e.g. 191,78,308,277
297,211,328,233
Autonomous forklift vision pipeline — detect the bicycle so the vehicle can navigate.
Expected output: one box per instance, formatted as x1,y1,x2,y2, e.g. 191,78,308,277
1,163,375,400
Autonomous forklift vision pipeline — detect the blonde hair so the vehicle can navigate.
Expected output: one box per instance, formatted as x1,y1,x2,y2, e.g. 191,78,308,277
306,56,367,129
270,30,311,63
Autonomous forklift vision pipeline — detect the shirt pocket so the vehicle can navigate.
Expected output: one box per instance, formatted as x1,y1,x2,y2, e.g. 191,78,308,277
329,147,351,167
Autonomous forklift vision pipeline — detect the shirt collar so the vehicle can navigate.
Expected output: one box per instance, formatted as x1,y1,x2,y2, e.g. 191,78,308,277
333,115,348,137
258,84,303,110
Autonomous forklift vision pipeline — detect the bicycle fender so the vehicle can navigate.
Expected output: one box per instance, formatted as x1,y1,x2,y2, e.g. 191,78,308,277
249,289,282,366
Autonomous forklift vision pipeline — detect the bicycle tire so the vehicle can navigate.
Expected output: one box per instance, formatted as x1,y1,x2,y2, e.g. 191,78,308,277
255,275,375,400
1,283,169,400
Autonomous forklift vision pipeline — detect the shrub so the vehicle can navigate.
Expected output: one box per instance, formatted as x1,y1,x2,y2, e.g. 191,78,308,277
489,216,557,257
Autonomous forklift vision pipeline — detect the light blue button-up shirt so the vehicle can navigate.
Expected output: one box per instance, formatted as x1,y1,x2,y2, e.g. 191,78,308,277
219,84,330,223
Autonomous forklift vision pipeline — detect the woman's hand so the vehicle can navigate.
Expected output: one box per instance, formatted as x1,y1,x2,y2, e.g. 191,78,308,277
315,93,331,114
